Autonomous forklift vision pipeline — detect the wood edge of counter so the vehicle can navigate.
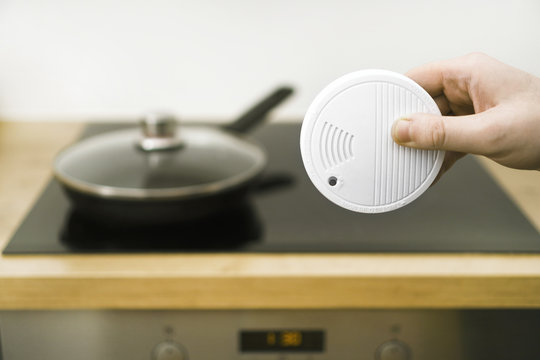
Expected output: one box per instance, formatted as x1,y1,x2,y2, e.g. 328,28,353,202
2,253,540,278
1,276,540,310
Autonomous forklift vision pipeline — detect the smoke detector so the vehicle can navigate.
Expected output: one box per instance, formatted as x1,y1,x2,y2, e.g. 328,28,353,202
300,69,444,213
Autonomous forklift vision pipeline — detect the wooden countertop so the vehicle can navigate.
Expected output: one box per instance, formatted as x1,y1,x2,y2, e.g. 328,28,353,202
1,121,540,310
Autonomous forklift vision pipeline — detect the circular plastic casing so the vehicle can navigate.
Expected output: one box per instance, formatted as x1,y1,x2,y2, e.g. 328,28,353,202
300,69,444,213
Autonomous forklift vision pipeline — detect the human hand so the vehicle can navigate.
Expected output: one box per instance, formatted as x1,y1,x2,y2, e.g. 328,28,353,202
391,53,540,181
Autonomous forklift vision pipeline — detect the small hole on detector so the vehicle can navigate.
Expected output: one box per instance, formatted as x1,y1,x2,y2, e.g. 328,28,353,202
328,176,337,186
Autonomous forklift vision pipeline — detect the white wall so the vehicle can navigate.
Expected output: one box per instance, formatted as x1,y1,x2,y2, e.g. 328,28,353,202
1,0,539,122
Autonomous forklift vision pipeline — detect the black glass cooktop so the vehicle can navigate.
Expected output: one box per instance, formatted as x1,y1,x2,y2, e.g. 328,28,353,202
3,123,539,254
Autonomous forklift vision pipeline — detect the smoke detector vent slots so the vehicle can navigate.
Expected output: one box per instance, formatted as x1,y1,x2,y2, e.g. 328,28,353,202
320,122,355,169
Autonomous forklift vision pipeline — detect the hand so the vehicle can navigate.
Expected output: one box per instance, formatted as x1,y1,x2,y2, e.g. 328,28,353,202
391,53,540,181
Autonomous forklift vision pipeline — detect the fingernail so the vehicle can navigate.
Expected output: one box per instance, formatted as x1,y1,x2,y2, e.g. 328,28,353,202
392,117,411,143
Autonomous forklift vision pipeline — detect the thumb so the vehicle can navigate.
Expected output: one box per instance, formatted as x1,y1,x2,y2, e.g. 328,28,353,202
391,111,496,155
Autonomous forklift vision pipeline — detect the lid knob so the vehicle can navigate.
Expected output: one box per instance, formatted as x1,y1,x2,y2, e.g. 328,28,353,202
137,112,184,152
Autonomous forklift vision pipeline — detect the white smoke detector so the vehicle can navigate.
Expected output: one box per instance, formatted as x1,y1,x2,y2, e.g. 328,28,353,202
300,69,445,213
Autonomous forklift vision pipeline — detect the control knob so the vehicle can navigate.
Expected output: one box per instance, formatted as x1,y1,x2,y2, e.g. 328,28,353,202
151,341,188,360
375,340,411,360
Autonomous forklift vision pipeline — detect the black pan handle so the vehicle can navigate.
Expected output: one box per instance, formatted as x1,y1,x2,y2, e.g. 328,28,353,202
223,86,294,133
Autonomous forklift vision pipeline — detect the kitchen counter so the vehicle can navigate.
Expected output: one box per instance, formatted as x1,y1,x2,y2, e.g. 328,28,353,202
1,121,540,309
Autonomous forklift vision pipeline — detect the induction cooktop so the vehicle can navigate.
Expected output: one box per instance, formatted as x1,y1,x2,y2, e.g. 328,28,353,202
3,123,539,254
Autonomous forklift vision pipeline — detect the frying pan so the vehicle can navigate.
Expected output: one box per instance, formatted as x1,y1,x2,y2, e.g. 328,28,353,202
53,87,293,225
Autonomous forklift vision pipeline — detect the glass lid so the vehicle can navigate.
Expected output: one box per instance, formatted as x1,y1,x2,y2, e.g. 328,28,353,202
54,125,266,199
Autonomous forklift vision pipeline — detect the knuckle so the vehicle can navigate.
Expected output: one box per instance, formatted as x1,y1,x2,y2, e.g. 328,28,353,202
428,118,447,148
409,116,447,149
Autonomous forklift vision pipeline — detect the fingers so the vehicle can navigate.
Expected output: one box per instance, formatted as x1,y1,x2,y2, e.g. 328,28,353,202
405,55,475,96
433,95,451,115
406,61,447,97
405,54,479,109
391,109,501,156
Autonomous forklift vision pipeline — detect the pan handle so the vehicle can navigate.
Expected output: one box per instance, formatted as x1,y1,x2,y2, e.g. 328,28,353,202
223,86,294,133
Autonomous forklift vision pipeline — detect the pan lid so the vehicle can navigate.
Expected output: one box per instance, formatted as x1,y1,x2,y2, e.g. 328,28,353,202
54,114,266,200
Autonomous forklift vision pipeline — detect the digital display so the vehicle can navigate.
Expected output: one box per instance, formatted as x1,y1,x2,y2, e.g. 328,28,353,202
240,330,325,352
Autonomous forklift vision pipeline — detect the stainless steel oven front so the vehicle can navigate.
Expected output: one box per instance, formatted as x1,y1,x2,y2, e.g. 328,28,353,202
1,309,539,360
